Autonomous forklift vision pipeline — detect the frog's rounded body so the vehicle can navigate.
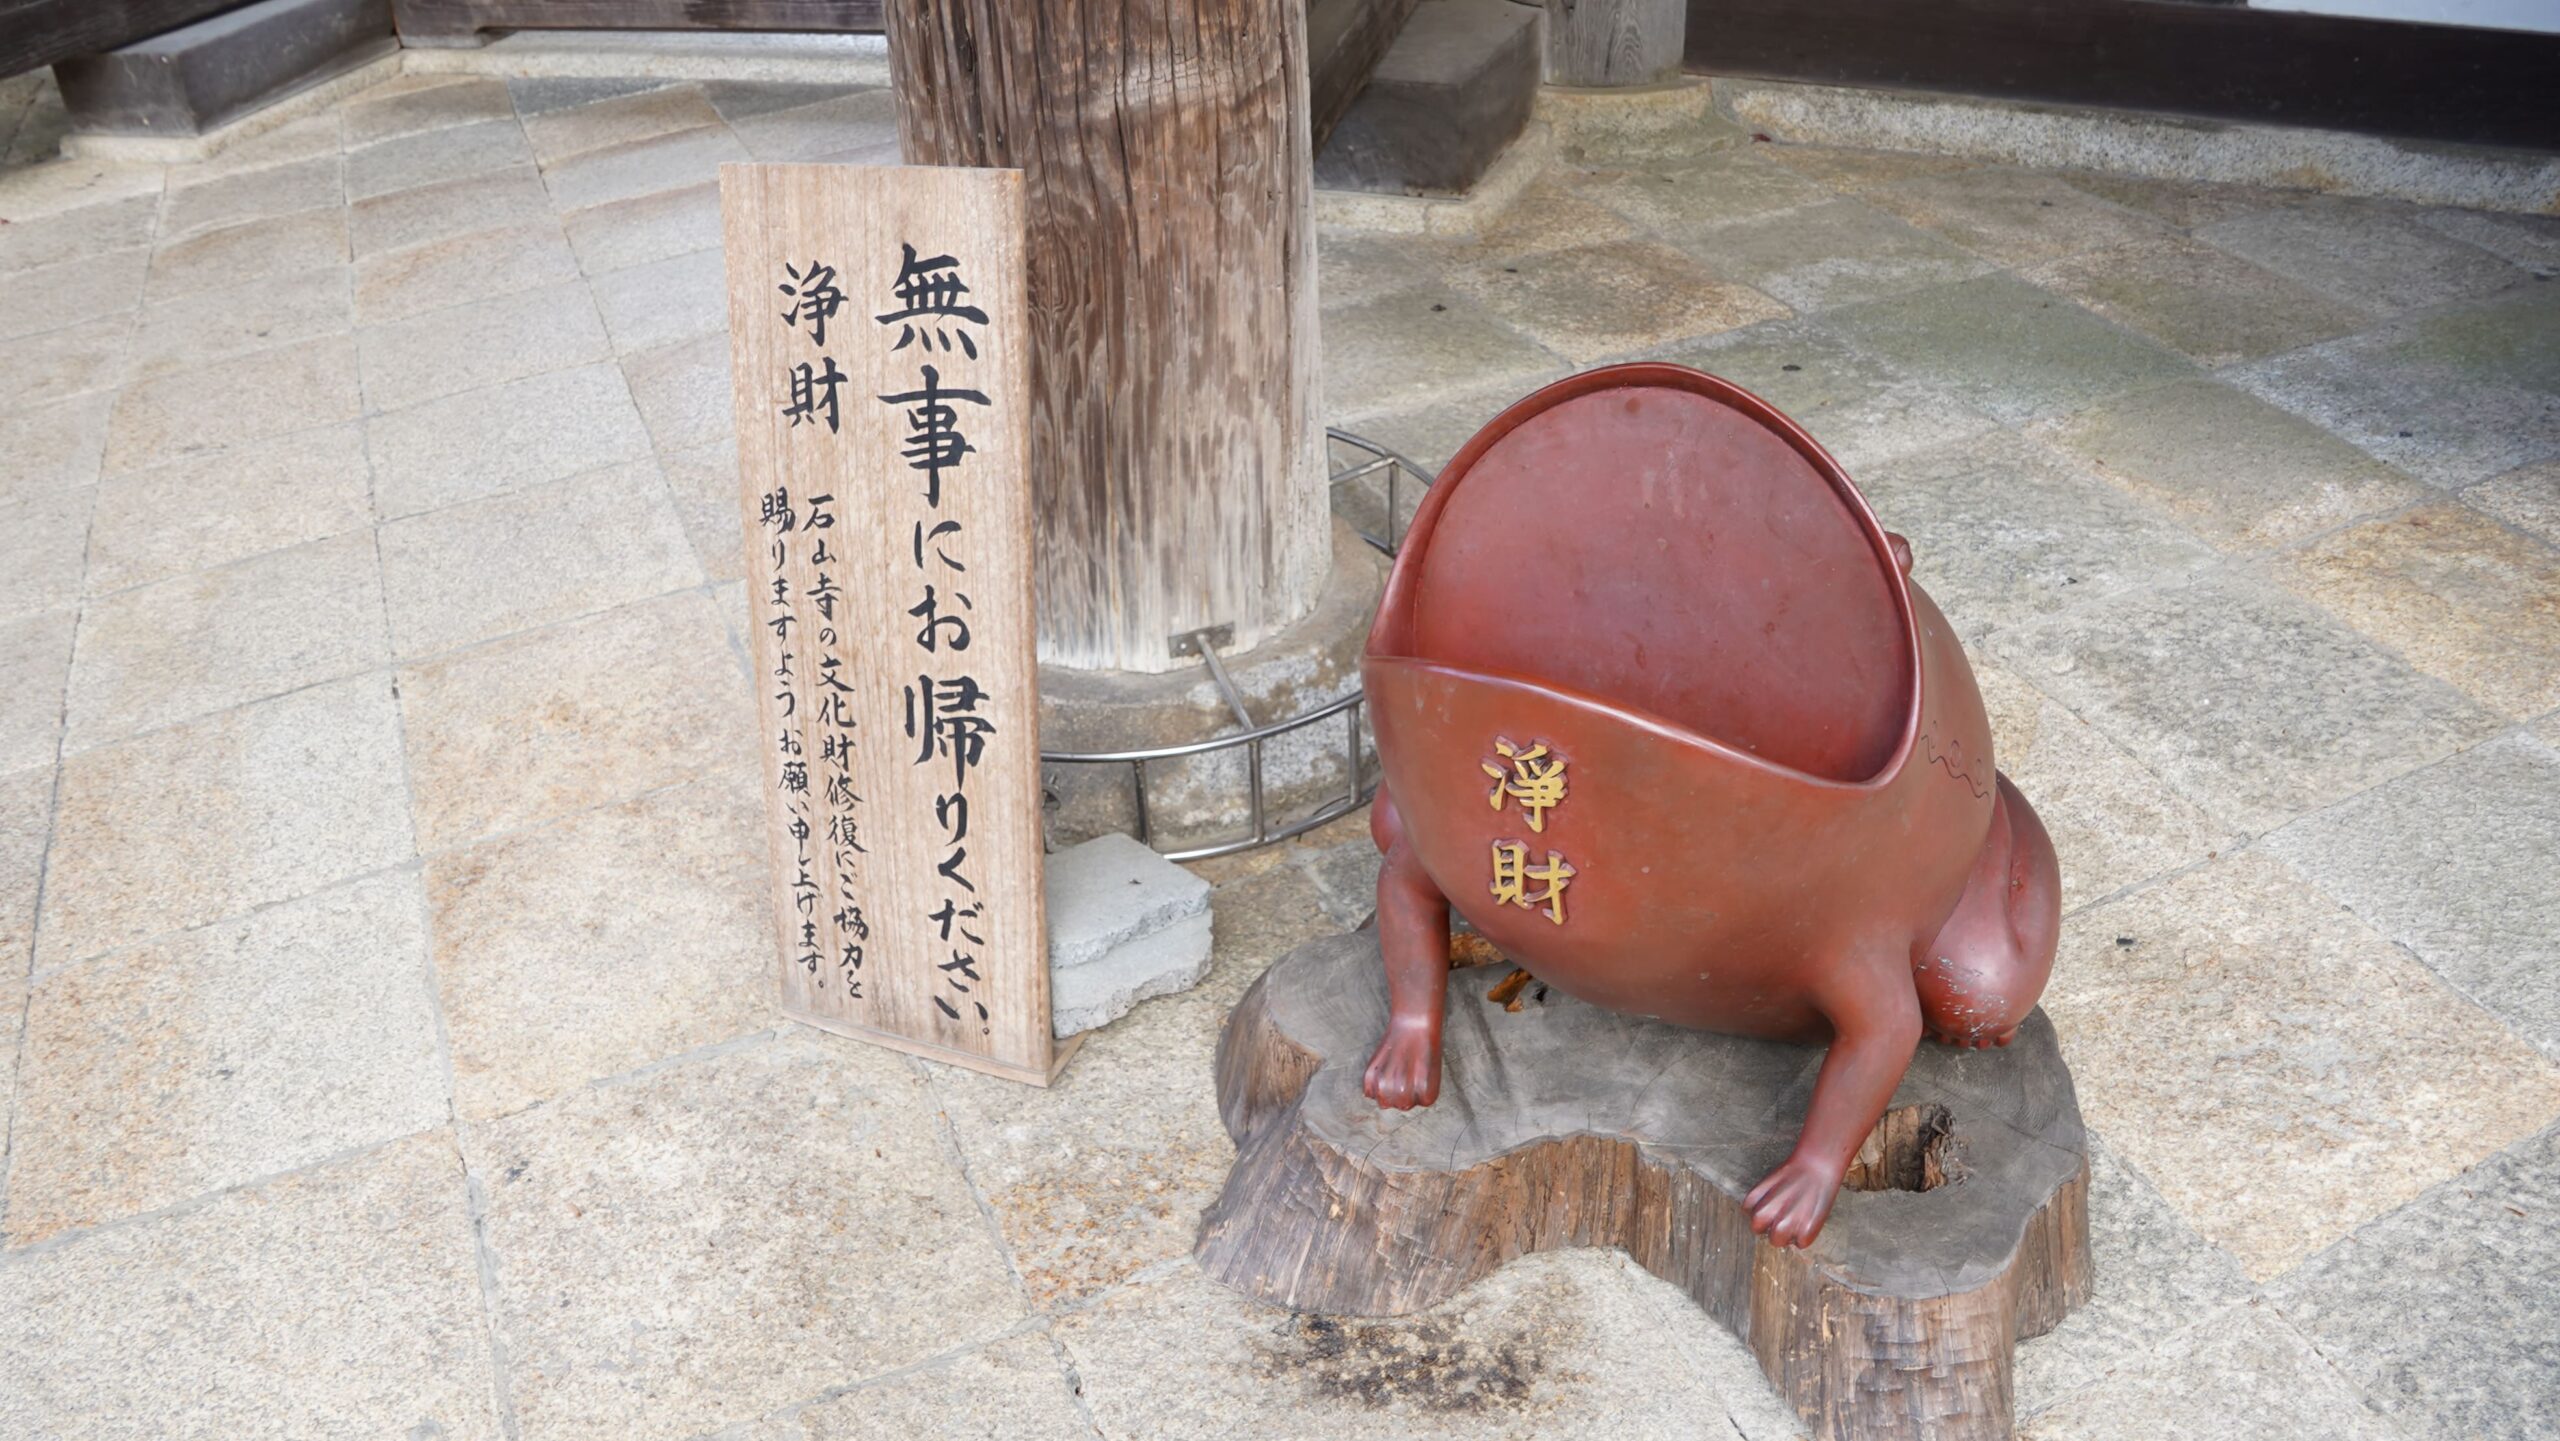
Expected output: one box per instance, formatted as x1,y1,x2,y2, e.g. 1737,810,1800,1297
1359,363,2061,1247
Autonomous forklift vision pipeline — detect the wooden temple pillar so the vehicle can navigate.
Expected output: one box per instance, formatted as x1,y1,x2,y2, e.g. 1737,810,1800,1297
885,0,1331,676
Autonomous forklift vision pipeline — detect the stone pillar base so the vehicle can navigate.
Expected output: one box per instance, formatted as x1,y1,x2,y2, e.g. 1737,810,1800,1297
1039,519,1387,856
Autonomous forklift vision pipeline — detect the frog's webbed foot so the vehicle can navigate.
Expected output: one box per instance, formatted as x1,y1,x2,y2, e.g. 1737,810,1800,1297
1747,1153,1847,1249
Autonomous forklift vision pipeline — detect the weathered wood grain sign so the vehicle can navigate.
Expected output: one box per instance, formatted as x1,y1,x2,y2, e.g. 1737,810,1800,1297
721,163,1064,1084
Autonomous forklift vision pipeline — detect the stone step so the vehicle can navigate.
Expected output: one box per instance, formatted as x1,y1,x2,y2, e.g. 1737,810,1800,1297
54,0,394,139
1314,0,1542,198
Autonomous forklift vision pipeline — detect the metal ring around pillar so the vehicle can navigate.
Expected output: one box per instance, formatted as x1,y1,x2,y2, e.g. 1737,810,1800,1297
1038,429,1436,861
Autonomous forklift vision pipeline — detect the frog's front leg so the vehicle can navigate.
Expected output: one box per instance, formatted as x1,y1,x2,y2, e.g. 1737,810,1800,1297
1364,785,1451,1109
1746,954,1923,1247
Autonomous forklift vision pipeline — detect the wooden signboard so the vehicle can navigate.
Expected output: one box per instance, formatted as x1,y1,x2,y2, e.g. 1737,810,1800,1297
721,163,1067,1084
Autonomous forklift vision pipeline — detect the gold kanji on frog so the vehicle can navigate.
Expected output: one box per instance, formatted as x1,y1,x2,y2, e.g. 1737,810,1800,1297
1482,738,1566,832
1489,841,1575,925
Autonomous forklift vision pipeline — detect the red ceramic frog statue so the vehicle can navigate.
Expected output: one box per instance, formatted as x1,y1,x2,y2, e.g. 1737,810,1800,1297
1360,363,2062,1249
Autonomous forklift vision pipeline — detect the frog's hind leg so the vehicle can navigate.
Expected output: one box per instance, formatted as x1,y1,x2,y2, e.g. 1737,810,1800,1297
1915,771,2061,1048
1363,784,1454,1109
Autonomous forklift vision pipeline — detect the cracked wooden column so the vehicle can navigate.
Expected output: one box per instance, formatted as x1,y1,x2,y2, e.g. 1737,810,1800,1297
885,0,1331,676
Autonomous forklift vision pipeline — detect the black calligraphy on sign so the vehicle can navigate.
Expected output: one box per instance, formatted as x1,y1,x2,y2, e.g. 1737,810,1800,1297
875,242,988,358
877,241,996,1033
770,266,867,1001
878,366,989,508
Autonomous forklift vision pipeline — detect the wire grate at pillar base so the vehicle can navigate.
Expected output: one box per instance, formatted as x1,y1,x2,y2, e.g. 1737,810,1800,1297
1037,430,1434,861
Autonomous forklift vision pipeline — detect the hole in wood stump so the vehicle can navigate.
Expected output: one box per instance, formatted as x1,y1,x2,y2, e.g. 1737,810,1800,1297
1843,1104,1958,1193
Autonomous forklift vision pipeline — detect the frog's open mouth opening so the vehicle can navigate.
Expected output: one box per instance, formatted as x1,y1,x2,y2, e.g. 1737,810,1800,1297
1369,363,1921,789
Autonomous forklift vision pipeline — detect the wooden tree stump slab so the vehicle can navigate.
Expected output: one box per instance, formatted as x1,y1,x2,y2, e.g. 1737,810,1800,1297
1197,930,2092,1441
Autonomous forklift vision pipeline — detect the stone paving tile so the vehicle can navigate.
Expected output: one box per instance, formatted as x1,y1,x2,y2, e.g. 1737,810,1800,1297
4,872,446,1243
1331,375,1535,479
732,1331,1095,1441
1056,1253,1749,1441
1856,430,2219,641
925,982,1233,1311
1321,284,1567,421
86,421,370,592
0,314,133,410
592,245,727,353
0,610,73,777
0,487,91,626
728,90,900,162
2227,286,2560,488
2011,1136,2254,1416
339,74,514,150
368,361,652,518
63,531,387,753
523,83,723,167
1971,662,2229,914
1993,570,2501,833
2021,237,2368,367
621,330,736,451
2279,502,2560,718
1825,274,2197,424
0,961,17,1157
700,80,865,124
0,1131,501,1437
1756,143,1978,193
2018,1302,2403,1441
2051,171,2289,230
0,766,51,971
144,203,347,298
2418,206,2560,275
35,675,414,968
1443,176,1638,266
353,217,580,325
0,148,162,220
0,391,109,507
1675,196,1994,313
2043,851,2560,1280
162,115,341,192
1316,227,1442,307
2197,199,2526,317
468,1032,1027,1441
399,589,752,853
659,436,744,582
1192,854,1366,1013
540,124,751,213
101,331,360,474
0,191,155,275
560,179,721,276
345,116,533,205
379,460,699,657
2264,733,2560,1058
0,245,149,341
2268,1124,2559,1441
1444,237,1787,363
347,162,555,259
127,263,353,381
1663,317,2002,472
157,153,342,243
2033,378,2428,554
2463,458,2560,547
429,772,772,1121
1573,147,1831,235
508,76,674,120
1865,168,2177,266
357,276,611,412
